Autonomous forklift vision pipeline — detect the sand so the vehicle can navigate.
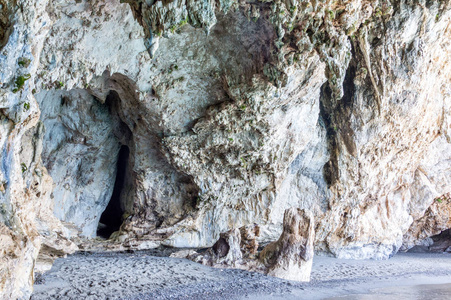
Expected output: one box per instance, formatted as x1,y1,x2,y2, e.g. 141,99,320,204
31,250,451,300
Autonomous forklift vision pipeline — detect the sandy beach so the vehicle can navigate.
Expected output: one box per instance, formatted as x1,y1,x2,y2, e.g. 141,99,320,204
31,250,451,300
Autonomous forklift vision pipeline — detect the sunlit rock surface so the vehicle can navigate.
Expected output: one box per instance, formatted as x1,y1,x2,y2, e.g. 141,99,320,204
174,208,315,282
260,208,315,282
1,0,450,298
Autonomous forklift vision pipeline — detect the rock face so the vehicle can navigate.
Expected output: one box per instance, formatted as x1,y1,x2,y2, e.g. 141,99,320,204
33,89,121,238
1,0,451,298
402,193,451,251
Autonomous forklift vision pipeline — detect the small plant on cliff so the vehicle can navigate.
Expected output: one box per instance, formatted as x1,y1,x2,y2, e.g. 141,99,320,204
328,10,335,20
55,81,64,89
23,102,30,111
436,198,443,203
178,17,188,28
374,7,382,18
21,163,27,173
169,17,188,34
17,58,31,68
12,74,31,93
168,64,178,74
240,157,247,168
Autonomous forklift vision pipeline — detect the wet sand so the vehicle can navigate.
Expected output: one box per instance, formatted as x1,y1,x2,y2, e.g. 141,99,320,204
31,251,451,299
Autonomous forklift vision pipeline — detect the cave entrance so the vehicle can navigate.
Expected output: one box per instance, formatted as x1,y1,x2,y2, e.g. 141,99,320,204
97,144,129,239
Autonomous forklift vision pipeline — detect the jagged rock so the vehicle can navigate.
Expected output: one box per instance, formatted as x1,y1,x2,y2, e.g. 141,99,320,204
1,0,451,297
184,224,260,268
259,208,314,282
208,228,243,266
181,209,314,282
239,224,260,257
401,193,451,251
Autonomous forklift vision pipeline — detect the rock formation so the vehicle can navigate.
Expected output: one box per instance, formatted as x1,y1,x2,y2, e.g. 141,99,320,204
401,193,451,251
1,0,451,298
259,208,315,282
176,223,261,269
176,208,314,282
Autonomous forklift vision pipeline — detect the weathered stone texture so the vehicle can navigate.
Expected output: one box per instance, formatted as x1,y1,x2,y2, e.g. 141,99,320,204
259,208,315,282
1,0,451,297
177,208,315,282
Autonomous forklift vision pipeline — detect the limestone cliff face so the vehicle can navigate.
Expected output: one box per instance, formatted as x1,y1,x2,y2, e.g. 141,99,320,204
1,0,450,298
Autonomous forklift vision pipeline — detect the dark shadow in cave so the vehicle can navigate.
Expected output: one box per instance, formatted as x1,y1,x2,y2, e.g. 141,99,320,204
320,42,357,188
408,229,451,253
97,145,129,239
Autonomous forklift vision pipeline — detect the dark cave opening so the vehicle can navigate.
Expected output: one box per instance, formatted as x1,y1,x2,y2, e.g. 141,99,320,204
408,229,451,253
97,145,129,239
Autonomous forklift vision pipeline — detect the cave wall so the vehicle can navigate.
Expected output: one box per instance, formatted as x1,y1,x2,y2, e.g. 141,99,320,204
33,89,121,238
1,0,451,298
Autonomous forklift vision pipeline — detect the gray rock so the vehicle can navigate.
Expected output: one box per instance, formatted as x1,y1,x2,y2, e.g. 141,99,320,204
1,0,451,297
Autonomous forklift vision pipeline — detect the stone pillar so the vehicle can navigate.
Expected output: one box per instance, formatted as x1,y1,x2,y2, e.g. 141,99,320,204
259,208,315,282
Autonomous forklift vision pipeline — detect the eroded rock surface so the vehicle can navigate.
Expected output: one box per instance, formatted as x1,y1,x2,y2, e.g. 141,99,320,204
181,224,260,269
260,208,315,282
1,0,451,298
402,193,451,251
180,208,315,282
